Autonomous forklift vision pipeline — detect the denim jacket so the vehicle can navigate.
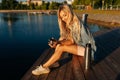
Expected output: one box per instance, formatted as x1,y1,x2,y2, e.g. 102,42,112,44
70,20,96,60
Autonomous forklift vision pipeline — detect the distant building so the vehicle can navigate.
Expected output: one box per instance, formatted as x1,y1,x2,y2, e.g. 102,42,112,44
27,0,43,6
66,0,74,4
21,1,27,5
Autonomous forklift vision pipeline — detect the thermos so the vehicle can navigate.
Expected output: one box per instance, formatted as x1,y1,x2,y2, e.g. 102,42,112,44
84,42,91,70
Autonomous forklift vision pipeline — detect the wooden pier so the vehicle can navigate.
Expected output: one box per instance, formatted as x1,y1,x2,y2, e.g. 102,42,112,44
21,28,120,80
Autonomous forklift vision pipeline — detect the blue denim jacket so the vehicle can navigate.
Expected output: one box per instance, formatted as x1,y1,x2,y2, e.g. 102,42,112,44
70,20,96,60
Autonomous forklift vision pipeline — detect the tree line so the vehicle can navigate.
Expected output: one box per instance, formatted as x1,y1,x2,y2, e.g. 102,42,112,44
72,0,120,9
0,0,62,10
0,0,120,10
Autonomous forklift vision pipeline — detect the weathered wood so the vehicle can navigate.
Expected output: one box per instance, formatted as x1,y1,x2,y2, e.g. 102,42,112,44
63,60,73,80
105,48,120,74
37,49,54,80
72,55,85,80
55,56,69,80
72,28,120,80
92,63,108,80
78,57,98,80
21,28,120,80
46,68,59,80
21,48,53,80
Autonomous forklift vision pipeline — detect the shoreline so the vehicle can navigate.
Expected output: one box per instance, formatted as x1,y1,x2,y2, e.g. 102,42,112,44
87,18,120,28
77,14,120,28
0,10,57,13
0,10,120,28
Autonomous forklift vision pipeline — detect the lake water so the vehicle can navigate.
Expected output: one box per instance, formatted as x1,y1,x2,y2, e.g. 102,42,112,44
0,13,109,80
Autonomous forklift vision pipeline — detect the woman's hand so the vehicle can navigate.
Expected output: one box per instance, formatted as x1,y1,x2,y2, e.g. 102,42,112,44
48,38,58,48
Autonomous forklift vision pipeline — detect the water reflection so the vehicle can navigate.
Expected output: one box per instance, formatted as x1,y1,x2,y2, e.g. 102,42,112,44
88,23,110,33
2,13,19,25
1,13,20,38
0,13,59,80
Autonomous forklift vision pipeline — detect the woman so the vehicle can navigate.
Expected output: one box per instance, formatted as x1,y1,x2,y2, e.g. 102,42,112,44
32,4,96,76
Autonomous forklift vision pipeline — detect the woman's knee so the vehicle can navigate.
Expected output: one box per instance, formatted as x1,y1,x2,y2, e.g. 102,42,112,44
55,45,64,52
77,46,85,56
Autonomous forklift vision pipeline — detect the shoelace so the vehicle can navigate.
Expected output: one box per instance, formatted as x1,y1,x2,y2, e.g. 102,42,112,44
35,66,42,70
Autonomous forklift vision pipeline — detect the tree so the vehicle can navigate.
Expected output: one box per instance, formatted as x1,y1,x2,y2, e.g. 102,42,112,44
85,0,91,5
49,2,54,10
41,2,50,10
49,2,60,10
29,3,35,10
93,0,102,9
1,0,9,9
1,0,18,9
114,0,120,5
72,0,80,5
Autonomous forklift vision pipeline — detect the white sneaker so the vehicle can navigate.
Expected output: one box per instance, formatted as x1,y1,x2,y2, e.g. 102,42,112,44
32,65,50,76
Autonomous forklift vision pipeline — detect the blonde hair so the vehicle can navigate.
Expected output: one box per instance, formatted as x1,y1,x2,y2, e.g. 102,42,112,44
57,4,81,40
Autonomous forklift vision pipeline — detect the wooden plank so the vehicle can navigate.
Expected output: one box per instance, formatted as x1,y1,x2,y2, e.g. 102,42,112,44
46,68,59,80
105,48,120,73
78,57,98,80
21,48,53,80
92,29,120,80
92,63,108,80
111,48,120,60
99,60,117,80
45,53,72,80
38,49,54,80
29,75,39,80
55,61,67,80
55,53,72,80
72,28,120,80
63,60,73,80
82,29,115,80
38,74,49,80
22,28,120,80
72,55,85,80
94,28,120,63
32,49,54,80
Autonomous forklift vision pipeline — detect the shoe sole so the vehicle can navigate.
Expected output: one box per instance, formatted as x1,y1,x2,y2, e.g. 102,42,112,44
32,71,50,76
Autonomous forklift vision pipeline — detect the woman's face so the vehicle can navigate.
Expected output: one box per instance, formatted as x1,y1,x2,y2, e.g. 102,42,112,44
60,10,69,23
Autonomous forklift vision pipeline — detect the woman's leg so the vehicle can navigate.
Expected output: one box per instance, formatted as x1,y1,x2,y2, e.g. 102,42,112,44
43,44,85,68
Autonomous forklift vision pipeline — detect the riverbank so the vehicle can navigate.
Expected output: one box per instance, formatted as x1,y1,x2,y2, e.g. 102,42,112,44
0,10,120,28
75,10,120,28
0,10,57,13
0,10,57,15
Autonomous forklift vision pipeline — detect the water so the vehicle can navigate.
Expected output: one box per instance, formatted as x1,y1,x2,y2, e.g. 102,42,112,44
0,13,109,80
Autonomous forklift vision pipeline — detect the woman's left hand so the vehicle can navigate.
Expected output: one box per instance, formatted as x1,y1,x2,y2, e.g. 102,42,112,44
48,39,58,48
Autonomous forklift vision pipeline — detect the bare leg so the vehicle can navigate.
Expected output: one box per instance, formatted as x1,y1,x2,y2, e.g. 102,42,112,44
43,44,85,68
43,45,64,68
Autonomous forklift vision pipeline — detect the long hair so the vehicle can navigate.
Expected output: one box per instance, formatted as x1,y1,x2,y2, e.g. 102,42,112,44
57,4,81,40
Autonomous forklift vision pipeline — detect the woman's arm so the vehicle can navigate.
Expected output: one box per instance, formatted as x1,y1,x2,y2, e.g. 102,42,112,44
58,38,74,46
